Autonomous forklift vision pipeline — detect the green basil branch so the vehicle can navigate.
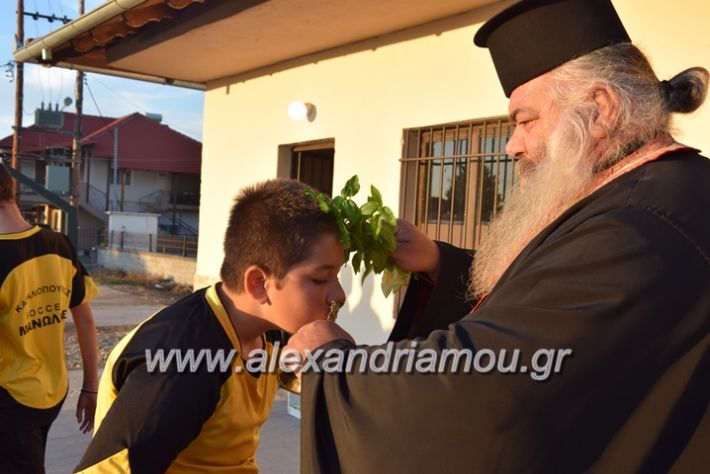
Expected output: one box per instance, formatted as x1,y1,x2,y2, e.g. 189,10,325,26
306,176,411,297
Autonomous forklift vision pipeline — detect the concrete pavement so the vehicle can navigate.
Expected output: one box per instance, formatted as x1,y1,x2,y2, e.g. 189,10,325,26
86,284,169,327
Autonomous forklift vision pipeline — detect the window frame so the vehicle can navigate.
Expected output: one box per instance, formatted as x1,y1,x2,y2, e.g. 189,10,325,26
399,117,517,250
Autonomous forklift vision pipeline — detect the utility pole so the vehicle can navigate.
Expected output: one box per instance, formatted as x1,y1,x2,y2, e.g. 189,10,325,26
11,0,24,170
70,0,84,208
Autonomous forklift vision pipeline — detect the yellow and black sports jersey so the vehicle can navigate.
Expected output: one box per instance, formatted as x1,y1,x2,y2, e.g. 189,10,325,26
76,284,278,473
0,226,98,424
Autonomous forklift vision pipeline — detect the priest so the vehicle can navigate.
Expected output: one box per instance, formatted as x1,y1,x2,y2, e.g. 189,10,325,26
286,0,710,471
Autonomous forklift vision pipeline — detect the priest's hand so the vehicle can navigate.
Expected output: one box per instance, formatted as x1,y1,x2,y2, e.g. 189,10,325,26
389,218,440,281
285,320,355,361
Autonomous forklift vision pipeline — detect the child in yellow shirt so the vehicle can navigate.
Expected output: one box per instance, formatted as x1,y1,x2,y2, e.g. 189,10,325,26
76,179,346,473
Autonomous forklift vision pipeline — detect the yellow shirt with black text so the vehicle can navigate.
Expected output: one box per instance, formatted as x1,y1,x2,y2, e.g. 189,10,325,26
0,226,98,415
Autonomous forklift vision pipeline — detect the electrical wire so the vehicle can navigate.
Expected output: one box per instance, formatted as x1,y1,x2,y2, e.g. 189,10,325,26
54,0,65,17
46,0,61,106
90,74,202,140
31,1,46,106
85,77,112,127
91,75,147,113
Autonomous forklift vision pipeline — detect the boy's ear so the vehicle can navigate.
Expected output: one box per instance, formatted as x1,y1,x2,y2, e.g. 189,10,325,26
243,265,270,304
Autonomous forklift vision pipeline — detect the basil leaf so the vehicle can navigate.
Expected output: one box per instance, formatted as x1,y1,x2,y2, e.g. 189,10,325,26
360,200,378,216
371,185,383,207
307,175,411,297
342,175,360,198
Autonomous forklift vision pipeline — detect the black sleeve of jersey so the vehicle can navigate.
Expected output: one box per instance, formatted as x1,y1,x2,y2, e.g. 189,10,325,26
69,260,91,308
59,233,89,308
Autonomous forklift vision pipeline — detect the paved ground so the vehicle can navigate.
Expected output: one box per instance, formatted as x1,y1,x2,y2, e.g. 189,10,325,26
87,284,174,327
46,284,300,473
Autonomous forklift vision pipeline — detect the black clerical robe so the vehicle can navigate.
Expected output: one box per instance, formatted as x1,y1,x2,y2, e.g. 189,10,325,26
301,149,710,473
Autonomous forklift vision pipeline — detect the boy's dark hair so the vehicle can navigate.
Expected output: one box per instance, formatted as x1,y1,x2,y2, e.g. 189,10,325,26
0,163,16,203
220,179,339,291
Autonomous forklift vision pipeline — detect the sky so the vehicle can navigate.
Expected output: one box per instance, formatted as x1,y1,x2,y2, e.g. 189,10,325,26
0,0,204,143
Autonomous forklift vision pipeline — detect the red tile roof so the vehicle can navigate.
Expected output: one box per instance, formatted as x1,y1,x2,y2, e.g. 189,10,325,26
0,111,201,174
80,113,201,174
0,112,114,155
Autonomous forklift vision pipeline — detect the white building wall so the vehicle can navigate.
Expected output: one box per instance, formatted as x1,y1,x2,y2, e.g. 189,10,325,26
121,169,164,203
87,158,110,195
107,211,160,235
197,0,710,344
106,169,159,206
86,159,187,212
106,211,160,251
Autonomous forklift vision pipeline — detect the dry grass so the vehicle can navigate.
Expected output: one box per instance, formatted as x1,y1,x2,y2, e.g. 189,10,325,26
90,267,193,298
64,325,136,369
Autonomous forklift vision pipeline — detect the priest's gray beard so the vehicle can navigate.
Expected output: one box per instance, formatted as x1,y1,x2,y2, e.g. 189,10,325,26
470,112,597,299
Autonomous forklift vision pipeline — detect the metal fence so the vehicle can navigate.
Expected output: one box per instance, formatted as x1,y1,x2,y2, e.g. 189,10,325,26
78,228,105,252
107,230,198,258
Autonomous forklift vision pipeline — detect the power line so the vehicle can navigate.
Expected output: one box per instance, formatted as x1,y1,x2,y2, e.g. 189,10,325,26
54,0,65,17
91,74,147,114
2,61,14,82
58,66,64,106
90,74,202,140
24,1,75,108
22,10,71,24
30,1,46,105
84,77,112,127
46,68,54,107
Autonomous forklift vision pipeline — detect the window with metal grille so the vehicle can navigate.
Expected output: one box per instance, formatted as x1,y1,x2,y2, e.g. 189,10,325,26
400,118,516,250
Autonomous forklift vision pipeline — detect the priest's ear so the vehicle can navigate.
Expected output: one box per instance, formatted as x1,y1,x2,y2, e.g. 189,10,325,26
589,84,621,139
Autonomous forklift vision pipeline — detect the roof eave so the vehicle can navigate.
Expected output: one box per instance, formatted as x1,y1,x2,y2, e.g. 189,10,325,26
45,60,205,91
12,0,206,91
13,0,146,63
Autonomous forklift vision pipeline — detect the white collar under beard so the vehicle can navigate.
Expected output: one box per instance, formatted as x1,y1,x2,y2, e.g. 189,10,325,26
470,113,597,300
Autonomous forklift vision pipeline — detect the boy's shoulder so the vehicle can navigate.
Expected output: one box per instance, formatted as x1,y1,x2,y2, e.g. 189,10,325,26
118,287,234,358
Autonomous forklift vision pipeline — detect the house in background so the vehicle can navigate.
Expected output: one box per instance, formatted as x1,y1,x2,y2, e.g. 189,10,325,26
0,107,202,250
15,0,710,344
78,111,202,238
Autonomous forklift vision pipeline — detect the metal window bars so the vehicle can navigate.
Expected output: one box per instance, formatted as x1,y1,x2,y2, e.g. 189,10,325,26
400,117,516,250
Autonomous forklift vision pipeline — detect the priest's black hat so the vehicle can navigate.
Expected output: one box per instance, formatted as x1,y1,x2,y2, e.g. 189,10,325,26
474,0,631,97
